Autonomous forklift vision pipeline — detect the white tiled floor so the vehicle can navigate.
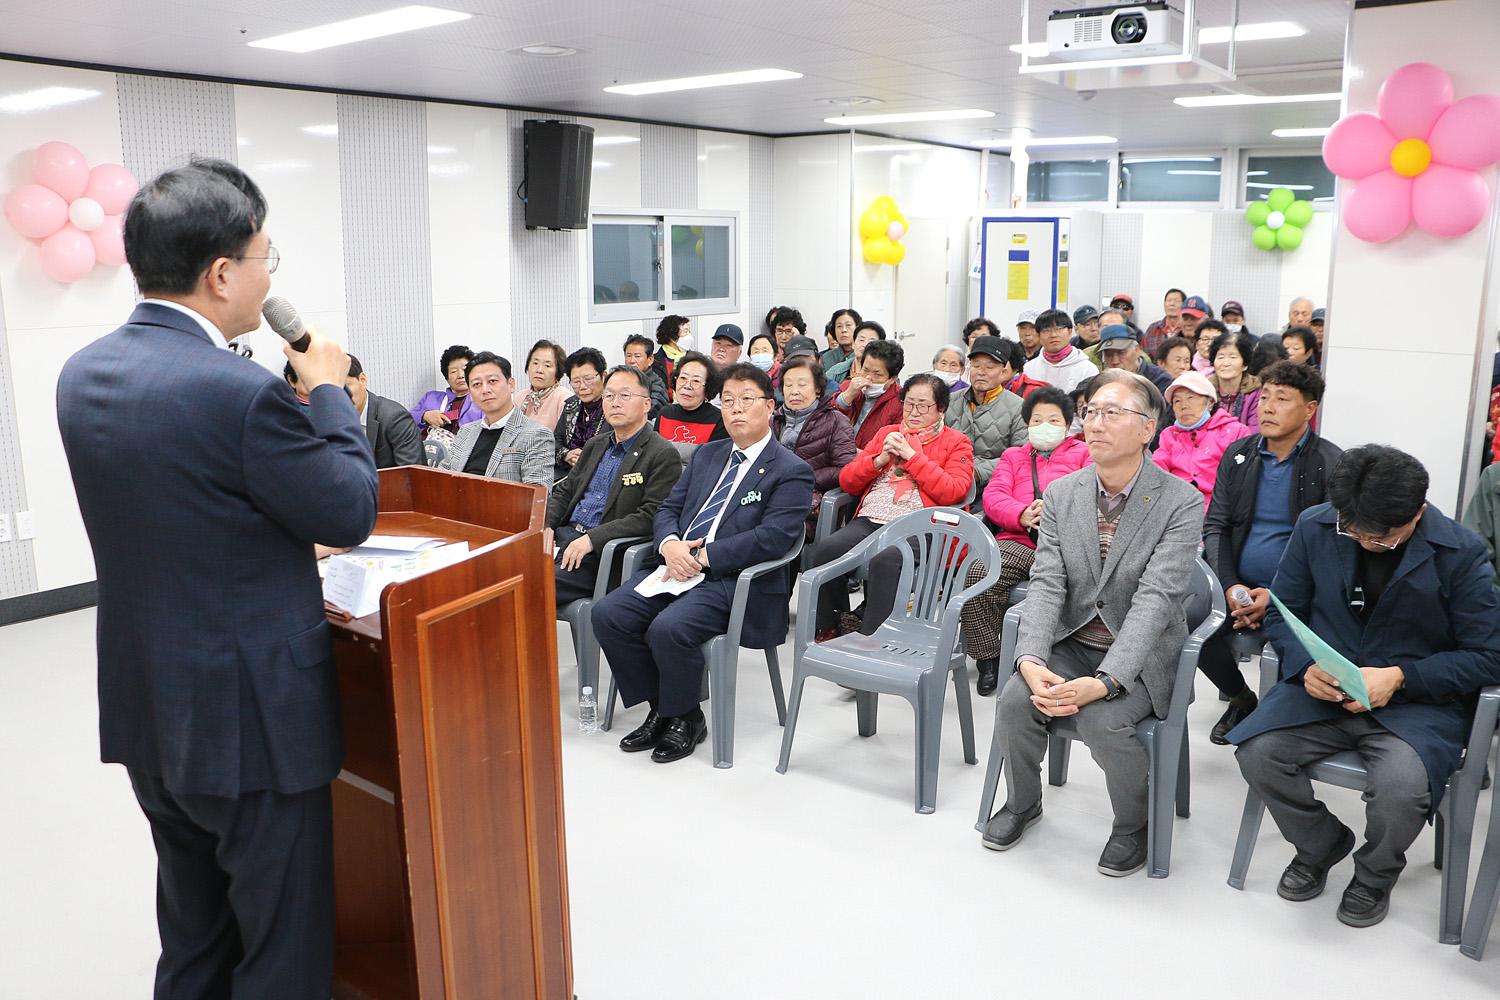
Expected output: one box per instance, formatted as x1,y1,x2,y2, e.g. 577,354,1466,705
4,608,1499,999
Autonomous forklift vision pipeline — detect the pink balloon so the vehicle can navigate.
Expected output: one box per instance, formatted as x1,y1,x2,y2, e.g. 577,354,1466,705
1322,113,1396,180
1428,94,1500,170
1342,170,1412,242
1377,62,1453,139
886,221,905,241
3,183,69,238
39,224,96,282
1412,165,1492,238
90,215,127,266
32,141,90,201
83,163,139,216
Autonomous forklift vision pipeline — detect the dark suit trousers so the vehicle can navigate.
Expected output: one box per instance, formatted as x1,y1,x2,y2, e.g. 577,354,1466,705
1197,617,1262,697
128,768,334,1000
591,569,730,717
552,524,603,608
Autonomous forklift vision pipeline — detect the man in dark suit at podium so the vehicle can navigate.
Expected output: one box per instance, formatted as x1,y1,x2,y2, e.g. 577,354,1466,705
592,362,814,762
56,159,379,1000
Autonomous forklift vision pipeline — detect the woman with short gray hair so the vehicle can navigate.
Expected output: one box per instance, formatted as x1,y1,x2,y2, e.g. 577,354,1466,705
928,343,969,393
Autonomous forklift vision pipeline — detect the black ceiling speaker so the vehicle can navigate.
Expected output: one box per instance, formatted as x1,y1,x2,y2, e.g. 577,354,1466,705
522,120,594,230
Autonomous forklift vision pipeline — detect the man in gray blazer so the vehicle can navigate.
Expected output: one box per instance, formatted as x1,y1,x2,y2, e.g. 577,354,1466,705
345,354,423,468
438,351,554,490
983,369,1202,876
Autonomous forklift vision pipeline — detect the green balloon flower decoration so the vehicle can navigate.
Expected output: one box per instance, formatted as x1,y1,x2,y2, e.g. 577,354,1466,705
1246,187,1314,251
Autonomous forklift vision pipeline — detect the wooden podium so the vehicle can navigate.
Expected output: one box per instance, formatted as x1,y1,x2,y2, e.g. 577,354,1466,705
327,466,572,1000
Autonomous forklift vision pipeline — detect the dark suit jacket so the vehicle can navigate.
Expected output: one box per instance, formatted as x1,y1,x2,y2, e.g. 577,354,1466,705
650,436,814,648
547,425,683,548
1229,503,1500,808
56,301,379,798
365,391,423,468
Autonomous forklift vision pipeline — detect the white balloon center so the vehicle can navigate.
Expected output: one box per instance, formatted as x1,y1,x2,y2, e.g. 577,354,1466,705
68,197,104,231
1266,210,1286,231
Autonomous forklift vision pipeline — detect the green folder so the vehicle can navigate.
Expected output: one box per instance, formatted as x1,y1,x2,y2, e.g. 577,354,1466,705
1267,590,1372,710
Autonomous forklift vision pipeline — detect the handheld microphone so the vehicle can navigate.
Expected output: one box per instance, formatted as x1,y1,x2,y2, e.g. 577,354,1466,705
262,296,311,353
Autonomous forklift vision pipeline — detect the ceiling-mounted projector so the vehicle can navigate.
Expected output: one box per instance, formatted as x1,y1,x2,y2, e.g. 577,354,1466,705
1046,3,1188,61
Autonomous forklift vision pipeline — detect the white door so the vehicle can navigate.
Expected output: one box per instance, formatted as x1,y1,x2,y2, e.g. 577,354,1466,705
894,216,950,375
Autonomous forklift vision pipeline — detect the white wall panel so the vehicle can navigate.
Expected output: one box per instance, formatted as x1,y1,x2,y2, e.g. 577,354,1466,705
774,134,849,325
583,118,640,210
697,129,750,332
1138,213,1213,323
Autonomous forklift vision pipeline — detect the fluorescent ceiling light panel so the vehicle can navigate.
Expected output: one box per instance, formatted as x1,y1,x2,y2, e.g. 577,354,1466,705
606,69,801,96
593,136,641,146
248,6,471,53
1199,21,1305,43
828,108,994,125
1272,127,1332,138
1175,92,1341,108
1247,182,1315,190
974,135,1116,147
0,86,100,113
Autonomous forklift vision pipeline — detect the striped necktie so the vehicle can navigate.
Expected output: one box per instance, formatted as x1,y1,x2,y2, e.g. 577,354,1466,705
684,449,746,539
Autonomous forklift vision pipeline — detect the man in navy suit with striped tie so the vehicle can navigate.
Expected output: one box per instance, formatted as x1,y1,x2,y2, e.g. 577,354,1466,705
592,362,814,762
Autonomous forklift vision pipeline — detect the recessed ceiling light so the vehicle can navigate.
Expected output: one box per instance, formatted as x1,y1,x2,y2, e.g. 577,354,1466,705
1007,43,1049,58
0,86,100,113
1175,92,1341,108
1200,21,1305,44
301,124,338,137
518,43,576,57
974,135,1116,147
606,68,802,96
824,96,884,107
1272,127,1332,138
248,5,471,53
826,108,994,125
593,136,641,146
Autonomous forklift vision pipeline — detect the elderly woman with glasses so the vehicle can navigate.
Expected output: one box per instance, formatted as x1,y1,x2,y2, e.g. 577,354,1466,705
554,347,608,478
809,373,975,641
654,351,728,461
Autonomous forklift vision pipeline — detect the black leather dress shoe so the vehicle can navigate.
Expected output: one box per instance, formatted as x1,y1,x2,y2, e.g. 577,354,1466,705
1277,824,1356,901
651,714,708,763
1336,876,1390,927
1209,694,1257,746
975,657,1001,697
619,710,667,752
980,802,1042,851
1097,829,1148,877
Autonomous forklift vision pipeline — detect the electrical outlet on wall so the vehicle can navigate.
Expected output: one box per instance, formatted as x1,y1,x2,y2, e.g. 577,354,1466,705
14,510,36,539
0,512,10,543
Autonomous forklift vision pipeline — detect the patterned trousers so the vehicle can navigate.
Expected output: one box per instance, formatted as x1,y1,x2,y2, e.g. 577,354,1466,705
960,539,1037,660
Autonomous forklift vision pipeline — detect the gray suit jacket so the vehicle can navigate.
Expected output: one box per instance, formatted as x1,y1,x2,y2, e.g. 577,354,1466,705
1015,458,1204,717
364,392,423,469
439,408,554,491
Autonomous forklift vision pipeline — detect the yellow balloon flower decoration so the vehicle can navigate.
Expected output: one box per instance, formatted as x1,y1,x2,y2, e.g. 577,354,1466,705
858,196,908,265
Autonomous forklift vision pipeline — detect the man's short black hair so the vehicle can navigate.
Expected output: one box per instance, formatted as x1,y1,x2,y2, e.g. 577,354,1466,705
1259,360,1326,404
861,338,905,380
623,333,655,355
1022,384,1075,426
673,351,721,399
656,315,689,345
1327,445,1429,535
779,356,828,399
465,351,512,382
771,307,806,335
346,354,364,379
439,344,473,377
283,361,297,386
125,157,268,296
963,317,1002,342
1249,339,1287,376
605,364,649,393
719,361,775,401
565,347,607,377
901,372,950,413
1034,308,1073,332
1164,287,1186,302
1152,335,1193,365
854,320,886,341
1283,325,1318,356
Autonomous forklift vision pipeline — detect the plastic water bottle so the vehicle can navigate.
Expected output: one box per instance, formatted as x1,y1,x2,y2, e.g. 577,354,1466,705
578,686,599,734
1229,586,1253,607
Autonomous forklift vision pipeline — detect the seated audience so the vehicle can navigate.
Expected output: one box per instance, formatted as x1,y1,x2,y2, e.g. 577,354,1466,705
775,356,858,534
812,374,974,640
410,344,481,434
1153,371,1253,510
548,366,683,607
819,308,862,371
709,323,744,369
944,336,1026,492
1310,308,1325,363
282,361,311,405
1143,288,1185,355
983,370,1201,876
651,315,692,398
1023,308,1096,393
770,306,806,360
655,352,727,460
623,333,669,416
591,363,814,763
1099,324,1172,395
1284,297,1314,332
1154,335,1195,379
1190,318,1215,375
1109,294,1135,328
964,317,1004,348
835,339,906,450
961,386,1092,696
1071,305,1103,351
1250,338,1289,377
1201,362,1339,743
929,344,970,393
438,351,553,488
748,332,780,383
826,320,885,386
1282,325,1318,367
1221,300,1251,336
344,354,423,469
1463,459,1500,584
1230,445,1500,928
555,348,609,478
520,339,573,431
1016,310,1042,361
1208,326,1262,428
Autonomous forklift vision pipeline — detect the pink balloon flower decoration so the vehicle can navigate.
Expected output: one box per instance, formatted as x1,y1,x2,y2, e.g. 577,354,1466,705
3,141,138,282
1323,63,1500,242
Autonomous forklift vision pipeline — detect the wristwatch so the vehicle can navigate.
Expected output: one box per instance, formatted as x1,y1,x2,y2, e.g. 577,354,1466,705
1095,672,1122,700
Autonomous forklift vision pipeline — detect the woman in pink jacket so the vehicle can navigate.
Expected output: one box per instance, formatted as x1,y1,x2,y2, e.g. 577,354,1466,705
961,385,1093,696
1153,370,1254,511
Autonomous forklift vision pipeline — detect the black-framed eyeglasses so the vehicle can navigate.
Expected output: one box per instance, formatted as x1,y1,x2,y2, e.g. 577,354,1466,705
238,245,280,274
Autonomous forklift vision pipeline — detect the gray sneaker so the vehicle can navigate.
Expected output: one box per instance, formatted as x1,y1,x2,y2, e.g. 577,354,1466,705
981,802,1042,851
1097,829,1148,876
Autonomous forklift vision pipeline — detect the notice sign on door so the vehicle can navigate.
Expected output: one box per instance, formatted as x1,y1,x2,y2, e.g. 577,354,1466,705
1007,249,1029,300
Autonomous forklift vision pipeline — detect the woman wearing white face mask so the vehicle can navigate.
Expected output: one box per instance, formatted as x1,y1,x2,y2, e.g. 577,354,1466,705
651,314,693,401
929,344,969,392
959,386,1094,695
834,338,906,450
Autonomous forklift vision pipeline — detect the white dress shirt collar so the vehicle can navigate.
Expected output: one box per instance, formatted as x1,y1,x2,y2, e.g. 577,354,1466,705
146,298,225,345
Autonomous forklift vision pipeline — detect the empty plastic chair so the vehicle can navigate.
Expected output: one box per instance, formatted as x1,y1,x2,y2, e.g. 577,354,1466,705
778,507,1000,813
556,534,648,703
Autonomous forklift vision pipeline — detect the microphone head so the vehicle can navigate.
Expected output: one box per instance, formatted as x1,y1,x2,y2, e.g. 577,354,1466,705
261,296,303,339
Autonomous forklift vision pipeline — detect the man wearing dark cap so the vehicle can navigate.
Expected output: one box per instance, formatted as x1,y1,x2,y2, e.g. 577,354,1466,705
1310,308,1325,358
944,335,1026,491
1110,294,1135,326
710,322,743,369
782,334,819,363
1072,304,1103,350
1099,324,1173,395
1222,300,1249,334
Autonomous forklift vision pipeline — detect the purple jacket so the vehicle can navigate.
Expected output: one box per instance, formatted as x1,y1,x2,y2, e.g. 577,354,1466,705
409,388,481,430
1153,409,1254,510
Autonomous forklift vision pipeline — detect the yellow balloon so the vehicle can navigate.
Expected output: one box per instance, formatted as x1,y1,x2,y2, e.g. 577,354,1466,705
883,241,906,265
892,213,907,231
863,236,892,263
694,237,704,258
858,208,889,239
690,225,704,237
872,196,898,215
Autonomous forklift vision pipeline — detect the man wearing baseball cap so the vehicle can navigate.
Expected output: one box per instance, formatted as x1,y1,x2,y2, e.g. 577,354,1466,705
945,335,1027,491
1110,294,1134,320
1071,304,1103,350
1099,324,1172,396
1016,309,1042,362
709,322,743,370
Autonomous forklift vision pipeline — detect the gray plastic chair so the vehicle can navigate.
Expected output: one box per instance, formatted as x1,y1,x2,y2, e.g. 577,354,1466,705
806,481,976,575
556,534,647,703
1461,694,1500,957
777,507,1001,813
600,534,803,768
1229,646,1498,946
974,557,1226,878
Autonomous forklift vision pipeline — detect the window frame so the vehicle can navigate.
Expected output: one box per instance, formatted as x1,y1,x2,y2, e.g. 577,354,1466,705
1237,147,1337,211
587,207,740,323
1115,149,1228,209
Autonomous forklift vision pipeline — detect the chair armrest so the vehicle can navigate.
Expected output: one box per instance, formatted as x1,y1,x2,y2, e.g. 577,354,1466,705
1257,644,1280,698
621,540,656,581
723,535,805,650
815,488,856,541
591,534,649,602
1457,685,1500,782
935,533,1003,663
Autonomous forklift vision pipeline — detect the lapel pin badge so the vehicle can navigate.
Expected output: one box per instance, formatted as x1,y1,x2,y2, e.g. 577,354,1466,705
741,490,762,505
